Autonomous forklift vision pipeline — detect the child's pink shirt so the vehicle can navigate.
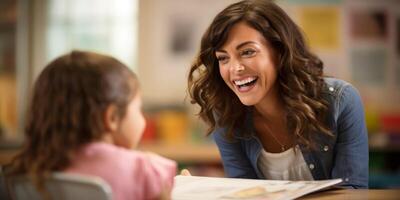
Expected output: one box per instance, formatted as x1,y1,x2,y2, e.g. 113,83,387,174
64,142,177,200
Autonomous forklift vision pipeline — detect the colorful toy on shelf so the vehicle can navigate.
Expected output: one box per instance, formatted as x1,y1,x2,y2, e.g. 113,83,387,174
380,113,400,134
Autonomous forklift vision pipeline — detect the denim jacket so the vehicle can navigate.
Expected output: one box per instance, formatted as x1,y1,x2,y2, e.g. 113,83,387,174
213,78,369,188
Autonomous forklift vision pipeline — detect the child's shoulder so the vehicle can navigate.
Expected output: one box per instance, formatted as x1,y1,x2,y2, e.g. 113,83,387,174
80,142,176,168
68,142,177,199
81,142,145,159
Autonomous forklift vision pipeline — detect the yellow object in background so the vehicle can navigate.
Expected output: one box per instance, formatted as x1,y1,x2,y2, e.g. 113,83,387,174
299,6,340,50
365,108,380,135
0,74,17,139
157,110,189,144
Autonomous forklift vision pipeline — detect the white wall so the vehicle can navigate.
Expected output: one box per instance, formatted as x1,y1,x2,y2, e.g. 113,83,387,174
138,0,238,105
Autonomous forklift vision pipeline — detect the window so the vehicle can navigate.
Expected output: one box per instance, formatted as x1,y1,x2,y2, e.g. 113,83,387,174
46,0,138,69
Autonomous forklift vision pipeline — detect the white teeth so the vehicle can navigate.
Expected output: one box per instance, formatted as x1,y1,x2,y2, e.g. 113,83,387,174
234,77,257,86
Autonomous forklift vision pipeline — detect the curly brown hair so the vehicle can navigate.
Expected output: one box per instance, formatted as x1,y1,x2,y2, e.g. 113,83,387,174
188,0,332,148
6,50,138,195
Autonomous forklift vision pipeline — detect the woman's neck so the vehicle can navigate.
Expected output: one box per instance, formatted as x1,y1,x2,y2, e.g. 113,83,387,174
254,84,285,123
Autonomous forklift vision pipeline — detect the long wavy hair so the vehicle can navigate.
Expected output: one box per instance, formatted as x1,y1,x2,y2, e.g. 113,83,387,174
6,50,138,195
188,0,332,148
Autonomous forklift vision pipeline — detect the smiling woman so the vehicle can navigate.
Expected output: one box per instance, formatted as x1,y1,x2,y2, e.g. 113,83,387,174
215,22,278,106
187,0,369,189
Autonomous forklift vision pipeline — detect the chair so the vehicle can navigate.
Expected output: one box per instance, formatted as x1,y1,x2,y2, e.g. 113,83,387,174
6,172,112,200
0,166,11,200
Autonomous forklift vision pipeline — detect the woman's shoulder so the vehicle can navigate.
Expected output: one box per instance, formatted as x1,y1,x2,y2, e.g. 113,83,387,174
322,77,364,121
323,77,351,95
322,77,361,101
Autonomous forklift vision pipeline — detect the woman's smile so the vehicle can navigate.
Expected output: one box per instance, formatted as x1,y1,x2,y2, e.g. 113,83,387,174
233,76,259,93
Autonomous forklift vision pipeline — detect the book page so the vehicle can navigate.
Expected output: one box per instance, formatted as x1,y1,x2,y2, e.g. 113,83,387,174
172,175,342,200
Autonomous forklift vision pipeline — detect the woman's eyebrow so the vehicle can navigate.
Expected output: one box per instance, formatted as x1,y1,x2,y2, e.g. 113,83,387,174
236,41,256,50
216,41,257,53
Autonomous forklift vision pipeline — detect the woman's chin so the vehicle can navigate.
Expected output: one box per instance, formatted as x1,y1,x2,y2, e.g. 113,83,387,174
238,96,259,106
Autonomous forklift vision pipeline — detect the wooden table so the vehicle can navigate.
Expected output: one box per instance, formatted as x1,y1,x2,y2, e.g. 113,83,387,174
301,189,400,200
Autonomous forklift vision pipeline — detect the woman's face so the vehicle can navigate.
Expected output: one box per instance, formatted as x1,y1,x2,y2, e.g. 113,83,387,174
215,22,278,106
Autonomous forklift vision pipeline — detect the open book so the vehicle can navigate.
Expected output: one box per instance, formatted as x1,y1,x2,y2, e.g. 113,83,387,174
172,175,342,200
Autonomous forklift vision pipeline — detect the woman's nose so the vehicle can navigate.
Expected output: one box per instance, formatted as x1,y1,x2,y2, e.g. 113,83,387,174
230,60,245,73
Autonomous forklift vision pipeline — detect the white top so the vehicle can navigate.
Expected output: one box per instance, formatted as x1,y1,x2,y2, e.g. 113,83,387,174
257,145,314,181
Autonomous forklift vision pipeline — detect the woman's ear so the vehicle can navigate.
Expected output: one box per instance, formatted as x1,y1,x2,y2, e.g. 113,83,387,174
104,105,119,132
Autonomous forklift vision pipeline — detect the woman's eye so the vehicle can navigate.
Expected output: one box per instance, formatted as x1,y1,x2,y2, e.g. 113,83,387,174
216,56,229,64
241,49,256,57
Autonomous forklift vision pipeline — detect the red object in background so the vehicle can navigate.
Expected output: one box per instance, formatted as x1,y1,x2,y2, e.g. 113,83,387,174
141,115,157,142
380,114,400,134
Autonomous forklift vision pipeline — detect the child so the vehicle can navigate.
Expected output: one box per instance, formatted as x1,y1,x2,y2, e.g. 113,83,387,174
7,51,177,199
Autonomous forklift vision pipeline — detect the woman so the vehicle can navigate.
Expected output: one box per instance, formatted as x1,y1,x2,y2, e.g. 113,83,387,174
188,0,368,188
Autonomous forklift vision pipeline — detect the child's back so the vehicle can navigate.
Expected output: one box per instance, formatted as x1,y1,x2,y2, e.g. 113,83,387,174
65,142,176,200
6,51,177,200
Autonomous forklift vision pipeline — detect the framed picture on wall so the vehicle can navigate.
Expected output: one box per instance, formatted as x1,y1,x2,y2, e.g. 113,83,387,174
168,14,196,56
350,8,388,42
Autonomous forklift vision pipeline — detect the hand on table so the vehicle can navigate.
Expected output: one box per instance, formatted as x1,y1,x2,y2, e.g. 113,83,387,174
180,169,191,176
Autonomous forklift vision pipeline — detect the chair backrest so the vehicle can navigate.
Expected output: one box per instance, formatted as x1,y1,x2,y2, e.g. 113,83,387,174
7,172,112,200
0,166,11,200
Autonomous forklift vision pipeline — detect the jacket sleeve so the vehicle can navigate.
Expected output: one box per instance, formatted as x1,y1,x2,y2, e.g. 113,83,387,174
213,127,258,178
331,84,369,188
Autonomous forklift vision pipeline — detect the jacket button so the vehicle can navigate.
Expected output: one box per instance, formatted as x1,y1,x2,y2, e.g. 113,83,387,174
329,87,334,92
345,178,349,182
309,164,315,170
323,145,329,151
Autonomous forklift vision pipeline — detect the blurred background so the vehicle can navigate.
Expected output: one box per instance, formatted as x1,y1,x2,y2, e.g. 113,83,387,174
0,0,399,188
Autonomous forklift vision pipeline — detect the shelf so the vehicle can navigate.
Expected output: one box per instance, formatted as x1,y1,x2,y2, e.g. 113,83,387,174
0,149,19,165
0,140,22,165
369,144,400,153
138,142,221,163
0,142,221,165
